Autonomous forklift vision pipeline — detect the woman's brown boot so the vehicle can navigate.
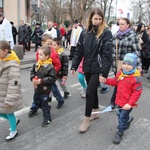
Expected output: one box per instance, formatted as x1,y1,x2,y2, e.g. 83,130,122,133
79,117,90,133
90,109,100,121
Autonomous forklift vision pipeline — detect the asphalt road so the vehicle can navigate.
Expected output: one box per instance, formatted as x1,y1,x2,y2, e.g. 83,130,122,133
0,55,150,150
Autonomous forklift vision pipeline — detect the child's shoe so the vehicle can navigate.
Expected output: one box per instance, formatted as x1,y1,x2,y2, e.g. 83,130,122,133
80,88,86,95
113,130,124,144
41,120,51,127
81,92,86,98
64,92,71,99
100,87,108,94
57,101,64,109
6,130,18,141
28,109,37,117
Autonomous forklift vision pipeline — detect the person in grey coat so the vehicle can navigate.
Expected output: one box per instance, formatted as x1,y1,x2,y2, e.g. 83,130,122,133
0,40,23,141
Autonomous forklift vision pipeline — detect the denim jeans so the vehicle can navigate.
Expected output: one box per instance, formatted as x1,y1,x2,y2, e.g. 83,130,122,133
52,82,64,102
33,92,51,121
116,106,132,132
31,82,64,110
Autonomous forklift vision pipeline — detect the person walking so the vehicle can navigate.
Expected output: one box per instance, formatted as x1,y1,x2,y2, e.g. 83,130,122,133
53,37,71,99
136,23,150,74
68,20,82,60
78,58,87,98
109,18,142,109
44,21,57,38
28,34,64,117
26,23,32,51
31,22,43,52
10,21,18,45
0,40,23,141
18,20,28,54
102,53,142,144
71,8,113,133
30,45,56,126
0,13,14,49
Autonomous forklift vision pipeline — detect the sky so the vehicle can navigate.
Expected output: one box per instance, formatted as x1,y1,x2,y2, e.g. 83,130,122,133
115,0,131,18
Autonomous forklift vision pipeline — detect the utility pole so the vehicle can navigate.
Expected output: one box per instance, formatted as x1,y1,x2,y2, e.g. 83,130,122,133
115,0,118,20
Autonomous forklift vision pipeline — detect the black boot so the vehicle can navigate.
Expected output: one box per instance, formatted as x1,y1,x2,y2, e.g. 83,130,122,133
113,130,124,144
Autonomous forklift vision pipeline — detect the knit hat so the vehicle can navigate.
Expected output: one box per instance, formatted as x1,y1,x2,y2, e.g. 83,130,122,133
123,53,138,68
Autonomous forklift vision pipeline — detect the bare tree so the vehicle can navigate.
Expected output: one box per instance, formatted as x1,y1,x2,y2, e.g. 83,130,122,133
130,0,150,24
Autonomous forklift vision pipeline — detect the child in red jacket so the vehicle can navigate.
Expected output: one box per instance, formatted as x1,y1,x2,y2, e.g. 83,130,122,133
101,53,142,144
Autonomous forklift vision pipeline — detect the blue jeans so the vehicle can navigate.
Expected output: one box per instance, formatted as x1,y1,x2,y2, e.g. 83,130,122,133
34,92,51,121
31,82,64,109
52,82,64,102
116,106,132,132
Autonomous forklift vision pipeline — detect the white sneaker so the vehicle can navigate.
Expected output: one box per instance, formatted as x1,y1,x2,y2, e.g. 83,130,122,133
80,88,86,95
6,130,18,140
81,92,86,98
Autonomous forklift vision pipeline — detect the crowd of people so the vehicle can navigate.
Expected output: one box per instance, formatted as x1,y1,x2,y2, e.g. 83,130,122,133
0,8,150,145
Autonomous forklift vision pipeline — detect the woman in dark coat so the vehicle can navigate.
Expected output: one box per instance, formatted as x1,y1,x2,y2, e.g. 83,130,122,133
31,22,43,52
136,23,149,73
71,8,113,133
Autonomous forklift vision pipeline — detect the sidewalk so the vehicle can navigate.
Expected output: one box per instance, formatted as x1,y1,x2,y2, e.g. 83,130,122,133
20,44,36,68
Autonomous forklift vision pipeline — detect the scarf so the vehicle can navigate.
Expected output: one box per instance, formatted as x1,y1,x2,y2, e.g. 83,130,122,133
0,50,20,64
56,47,64,55
37,58,52,70
117,69,141,81
117,28,131,39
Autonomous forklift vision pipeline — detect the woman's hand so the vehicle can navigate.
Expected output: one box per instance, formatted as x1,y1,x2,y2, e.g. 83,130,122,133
99,75,106,83
71,70,76,75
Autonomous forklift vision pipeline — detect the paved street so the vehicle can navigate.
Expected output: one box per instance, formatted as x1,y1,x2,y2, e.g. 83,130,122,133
0,47,150,150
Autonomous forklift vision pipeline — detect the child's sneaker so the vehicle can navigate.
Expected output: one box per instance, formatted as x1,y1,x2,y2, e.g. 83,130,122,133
41,120,51,127
64,92,71,99
6,130,18,141
28,109,37,117
80,88,86,95
57,101,64,109
113,130,124,144
100,87,108,94
81,92,86,98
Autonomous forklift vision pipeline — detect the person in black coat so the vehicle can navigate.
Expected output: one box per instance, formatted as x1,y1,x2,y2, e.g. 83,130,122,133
71,8,113,133
10,21,18,45
26,23,32,51
31,22,43,52
18,20,28,54
136,23,150,73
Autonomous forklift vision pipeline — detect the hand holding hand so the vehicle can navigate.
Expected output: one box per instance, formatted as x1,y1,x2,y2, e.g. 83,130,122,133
71,70,76,75
99,75,106,83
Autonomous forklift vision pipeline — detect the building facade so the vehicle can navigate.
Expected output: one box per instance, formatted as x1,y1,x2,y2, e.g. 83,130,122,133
0,0,31,28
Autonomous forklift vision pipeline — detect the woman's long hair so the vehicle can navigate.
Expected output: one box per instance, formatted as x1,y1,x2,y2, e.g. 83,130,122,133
86,8,107,38
136,23,145,34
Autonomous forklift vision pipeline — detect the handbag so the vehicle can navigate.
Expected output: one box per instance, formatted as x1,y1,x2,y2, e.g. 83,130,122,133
116,39,123,72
